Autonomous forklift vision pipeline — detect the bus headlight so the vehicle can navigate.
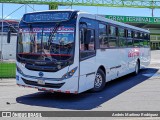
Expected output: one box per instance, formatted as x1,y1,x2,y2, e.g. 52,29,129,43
62,67,77,79
16,65,23,74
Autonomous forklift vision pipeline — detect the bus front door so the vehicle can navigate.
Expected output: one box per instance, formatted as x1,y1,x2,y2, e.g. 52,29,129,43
78,28,96,93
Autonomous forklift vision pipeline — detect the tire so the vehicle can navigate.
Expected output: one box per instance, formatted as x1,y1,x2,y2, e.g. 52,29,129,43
134,60,140,75
91,69,106,92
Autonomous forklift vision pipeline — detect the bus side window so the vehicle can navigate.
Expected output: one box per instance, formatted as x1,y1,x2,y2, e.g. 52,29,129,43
139,33,144,47
127,30,133,47
99,23,108,48
119,28,127,47
145,33,150,47
133,32,140,47
80,29,84,50
148,34,150,46
143,33,148,47
80,28,95,60
108,25,117,47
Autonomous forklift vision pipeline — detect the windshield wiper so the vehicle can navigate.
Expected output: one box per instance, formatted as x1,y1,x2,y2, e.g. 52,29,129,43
48,22,61,45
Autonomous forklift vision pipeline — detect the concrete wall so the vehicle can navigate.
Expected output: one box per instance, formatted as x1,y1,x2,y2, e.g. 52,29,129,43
0,33,17,60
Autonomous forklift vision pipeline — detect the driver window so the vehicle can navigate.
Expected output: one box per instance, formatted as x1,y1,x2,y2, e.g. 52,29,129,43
80,28,95,60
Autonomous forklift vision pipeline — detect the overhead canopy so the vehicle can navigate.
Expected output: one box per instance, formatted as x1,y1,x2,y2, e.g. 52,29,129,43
0,0,160,9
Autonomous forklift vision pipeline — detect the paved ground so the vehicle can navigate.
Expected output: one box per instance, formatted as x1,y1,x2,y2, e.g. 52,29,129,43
0,50,160,119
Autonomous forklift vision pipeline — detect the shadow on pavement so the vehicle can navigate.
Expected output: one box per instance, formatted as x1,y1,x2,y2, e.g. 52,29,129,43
16,68,158,110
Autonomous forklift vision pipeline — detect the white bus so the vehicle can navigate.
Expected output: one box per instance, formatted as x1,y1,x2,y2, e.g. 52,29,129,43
11,10,150,94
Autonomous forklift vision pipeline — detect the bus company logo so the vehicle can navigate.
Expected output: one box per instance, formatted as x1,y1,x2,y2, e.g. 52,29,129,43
39,72,44,77
128,48,140,57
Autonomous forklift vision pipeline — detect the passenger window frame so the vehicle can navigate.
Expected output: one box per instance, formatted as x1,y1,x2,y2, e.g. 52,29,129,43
79,27,96,61
99,23,109,48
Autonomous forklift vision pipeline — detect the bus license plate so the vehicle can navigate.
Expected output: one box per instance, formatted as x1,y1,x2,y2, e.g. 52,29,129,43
37,80,45,85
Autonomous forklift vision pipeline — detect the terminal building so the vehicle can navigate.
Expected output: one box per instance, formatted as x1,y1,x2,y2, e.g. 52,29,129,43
105,15,160,50
0,20,19,60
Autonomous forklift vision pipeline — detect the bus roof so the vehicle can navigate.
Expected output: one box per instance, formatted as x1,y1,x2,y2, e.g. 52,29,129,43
23,9,77,14
23,10,149,33
77,10,149,33
77,11,149,33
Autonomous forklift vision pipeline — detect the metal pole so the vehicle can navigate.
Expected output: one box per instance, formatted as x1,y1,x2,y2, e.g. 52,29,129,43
152,0,154,17
1,3,4,61
33,4,35,12
25,4,27,13
152,8,154,17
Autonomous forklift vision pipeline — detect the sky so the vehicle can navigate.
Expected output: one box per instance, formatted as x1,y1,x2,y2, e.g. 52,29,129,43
1,3,160,20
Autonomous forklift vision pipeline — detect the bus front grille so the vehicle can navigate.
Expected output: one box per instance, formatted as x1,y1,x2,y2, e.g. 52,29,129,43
21,78,65,89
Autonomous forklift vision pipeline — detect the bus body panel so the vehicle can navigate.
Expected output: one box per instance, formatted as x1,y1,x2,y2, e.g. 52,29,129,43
140,47,151,68
96,49,119,81
78,57,96,93
96,48,150,82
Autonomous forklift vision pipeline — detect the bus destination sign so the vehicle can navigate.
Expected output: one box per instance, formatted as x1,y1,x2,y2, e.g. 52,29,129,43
23,12,72,23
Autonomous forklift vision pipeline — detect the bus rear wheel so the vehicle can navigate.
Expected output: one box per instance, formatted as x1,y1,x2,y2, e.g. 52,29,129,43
91,69,105,92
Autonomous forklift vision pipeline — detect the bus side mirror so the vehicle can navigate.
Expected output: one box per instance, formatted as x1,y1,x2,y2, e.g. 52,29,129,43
7,27,11,43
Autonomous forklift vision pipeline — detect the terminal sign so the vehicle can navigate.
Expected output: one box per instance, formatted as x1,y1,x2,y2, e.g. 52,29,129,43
106,15,160,24
23,12,72,23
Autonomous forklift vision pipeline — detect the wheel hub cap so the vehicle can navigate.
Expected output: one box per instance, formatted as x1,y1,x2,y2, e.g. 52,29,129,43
95,73,103,88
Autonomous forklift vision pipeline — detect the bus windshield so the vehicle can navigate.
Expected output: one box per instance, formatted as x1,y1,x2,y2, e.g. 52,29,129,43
17,24,75,63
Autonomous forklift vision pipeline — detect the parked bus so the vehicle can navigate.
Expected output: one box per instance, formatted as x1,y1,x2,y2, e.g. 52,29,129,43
9,10,150,94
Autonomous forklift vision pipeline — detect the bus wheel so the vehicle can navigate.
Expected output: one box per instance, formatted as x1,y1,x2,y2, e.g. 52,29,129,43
135,60,140,75
91,69,105,92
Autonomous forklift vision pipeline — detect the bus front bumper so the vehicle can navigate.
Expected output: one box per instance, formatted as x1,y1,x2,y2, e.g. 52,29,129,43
16,74,79,94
